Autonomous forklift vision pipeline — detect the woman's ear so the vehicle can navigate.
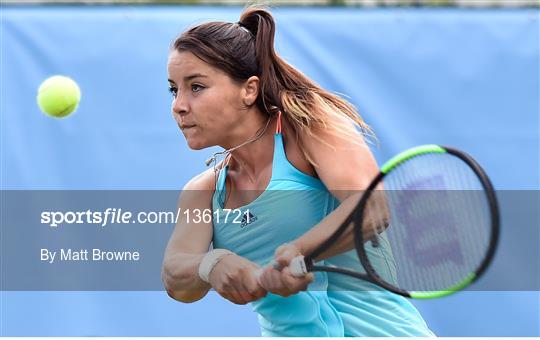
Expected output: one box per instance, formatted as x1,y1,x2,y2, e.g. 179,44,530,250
242,76,260,106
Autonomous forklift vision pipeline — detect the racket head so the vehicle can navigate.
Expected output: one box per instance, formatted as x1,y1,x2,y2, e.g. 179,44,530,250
354,145,499,299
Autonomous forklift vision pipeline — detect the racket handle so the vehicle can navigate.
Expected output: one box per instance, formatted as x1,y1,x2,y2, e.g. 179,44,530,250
254,256,308,282
270,257,308,277
289,256,308,277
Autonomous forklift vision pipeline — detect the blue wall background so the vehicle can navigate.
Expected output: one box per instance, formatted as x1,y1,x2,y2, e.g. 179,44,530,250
1,5,539,336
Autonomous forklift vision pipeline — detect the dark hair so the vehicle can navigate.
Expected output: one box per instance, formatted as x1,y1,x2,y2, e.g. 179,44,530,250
172,6,373,166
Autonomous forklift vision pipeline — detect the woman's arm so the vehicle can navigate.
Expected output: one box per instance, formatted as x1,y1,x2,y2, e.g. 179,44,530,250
161,171,214,303
288,120,381,261
162,169,267,304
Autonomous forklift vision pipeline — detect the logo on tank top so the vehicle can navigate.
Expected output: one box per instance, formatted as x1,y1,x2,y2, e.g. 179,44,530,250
240,210,257,228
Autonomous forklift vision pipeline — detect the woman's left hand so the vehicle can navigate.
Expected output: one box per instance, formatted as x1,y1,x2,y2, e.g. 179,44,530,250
257,243,314,297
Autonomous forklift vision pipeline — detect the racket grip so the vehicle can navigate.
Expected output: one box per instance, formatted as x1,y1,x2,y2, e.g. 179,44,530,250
269,259,305,275
255,257,308,280
289,256,308,277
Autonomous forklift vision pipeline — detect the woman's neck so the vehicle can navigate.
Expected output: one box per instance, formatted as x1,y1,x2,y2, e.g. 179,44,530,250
225,116,277,182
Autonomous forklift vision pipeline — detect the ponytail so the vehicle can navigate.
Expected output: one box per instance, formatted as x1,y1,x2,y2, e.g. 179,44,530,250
239,6,374,167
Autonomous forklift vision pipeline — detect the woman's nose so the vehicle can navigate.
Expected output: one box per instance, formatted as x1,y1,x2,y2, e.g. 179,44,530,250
172,93,188,116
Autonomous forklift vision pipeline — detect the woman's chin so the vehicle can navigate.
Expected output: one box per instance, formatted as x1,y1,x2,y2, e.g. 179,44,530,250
185,137,206,150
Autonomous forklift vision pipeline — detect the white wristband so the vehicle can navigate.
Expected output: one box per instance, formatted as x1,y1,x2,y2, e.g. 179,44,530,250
198,249,234,283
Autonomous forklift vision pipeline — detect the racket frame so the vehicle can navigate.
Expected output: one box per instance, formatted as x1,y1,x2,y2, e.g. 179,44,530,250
354,146,500,298
301,145,500,299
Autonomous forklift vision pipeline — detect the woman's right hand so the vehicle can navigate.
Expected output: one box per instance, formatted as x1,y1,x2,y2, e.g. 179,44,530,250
209,254,268,305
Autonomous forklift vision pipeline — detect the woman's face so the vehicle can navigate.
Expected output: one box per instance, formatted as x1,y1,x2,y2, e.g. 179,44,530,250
167,50,246,149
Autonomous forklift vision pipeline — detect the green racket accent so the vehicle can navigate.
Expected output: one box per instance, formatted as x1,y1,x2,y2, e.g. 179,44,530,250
381,145,446,174
409,273,477,299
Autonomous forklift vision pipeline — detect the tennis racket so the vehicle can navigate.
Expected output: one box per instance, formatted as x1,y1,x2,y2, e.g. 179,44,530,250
273,144,499,299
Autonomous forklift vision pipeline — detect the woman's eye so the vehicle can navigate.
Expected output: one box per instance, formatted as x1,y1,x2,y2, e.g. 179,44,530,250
168,87,177,98
192,84,204,92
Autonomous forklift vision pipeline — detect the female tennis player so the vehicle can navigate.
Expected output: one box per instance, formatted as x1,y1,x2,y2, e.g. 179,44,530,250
162,6,434,337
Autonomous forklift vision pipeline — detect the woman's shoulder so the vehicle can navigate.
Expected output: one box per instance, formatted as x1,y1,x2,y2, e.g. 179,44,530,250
176,165,223,210
183,164,223,191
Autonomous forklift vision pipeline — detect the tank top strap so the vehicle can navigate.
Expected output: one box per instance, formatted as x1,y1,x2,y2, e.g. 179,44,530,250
270,111,291,181
270,119,325,189
275,111,282,134
215,166,227,192
213,156,231,208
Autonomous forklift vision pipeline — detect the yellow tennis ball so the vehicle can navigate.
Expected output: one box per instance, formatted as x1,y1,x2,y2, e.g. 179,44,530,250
37,75,81,118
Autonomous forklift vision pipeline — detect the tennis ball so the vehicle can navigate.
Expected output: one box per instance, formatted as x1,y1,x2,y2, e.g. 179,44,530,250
37,75,81,118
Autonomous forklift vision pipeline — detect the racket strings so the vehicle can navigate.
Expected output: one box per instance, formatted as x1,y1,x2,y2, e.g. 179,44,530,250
362,153,492,292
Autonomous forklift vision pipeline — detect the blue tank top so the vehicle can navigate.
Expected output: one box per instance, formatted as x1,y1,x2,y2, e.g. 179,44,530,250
211,118,434,336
